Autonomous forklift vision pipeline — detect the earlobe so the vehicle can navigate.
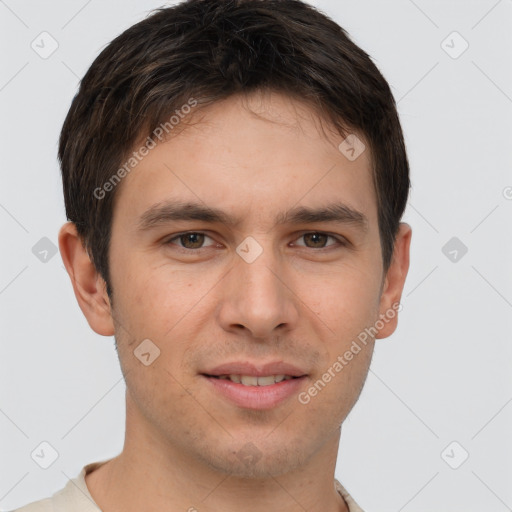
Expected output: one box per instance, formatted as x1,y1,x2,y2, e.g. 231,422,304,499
375,222,412,339
58,222,115,336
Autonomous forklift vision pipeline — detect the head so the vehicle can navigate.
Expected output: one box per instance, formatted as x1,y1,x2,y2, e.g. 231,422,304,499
59,0,411,479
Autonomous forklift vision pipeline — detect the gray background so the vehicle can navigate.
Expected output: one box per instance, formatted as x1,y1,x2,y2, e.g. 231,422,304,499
1,0,511,510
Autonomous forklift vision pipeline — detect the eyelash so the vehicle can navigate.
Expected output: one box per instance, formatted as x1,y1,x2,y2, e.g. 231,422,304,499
164,231,347,252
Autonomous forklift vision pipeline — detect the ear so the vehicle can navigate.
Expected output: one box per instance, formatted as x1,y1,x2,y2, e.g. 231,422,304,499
58,222,115,336
375,222,412,339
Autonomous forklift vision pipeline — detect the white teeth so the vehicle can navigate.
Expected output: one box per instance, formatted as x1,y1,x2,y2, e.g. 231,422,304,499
256,375,277,386
224,374,293,386
240,375,259,386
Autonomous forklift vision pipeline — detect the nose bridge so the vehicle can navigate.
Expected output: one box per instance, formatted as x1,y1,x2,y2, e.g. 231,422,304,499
218,236,299,338
239,247,282,305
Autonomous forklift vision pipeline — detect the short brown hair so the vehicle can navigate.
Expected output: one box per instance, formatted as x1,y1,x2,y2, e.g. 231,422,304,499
59,0,410,300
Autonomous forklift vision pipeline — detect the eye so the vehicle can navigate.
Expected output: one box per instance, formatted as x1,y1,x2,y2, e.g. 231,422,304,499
292,232,344,249
164,231,346,252
166,232,217,250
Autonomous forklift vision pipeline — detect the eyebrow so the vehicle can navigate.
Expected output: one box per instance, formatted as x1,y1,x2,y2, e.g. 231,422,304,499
136,200,368,232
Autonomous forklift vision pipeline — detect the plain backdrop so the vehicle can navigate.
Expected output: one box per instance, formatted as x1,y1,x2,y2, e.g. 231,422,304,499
1,1,511,511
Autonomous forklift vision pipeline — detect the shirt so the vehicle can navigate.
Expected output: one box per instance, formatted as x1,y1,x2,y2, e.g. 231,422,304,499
13,459,365,512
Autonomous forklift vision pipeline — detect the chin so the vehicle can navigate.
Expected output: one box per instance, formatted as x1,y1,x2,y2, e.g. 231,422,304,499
196,440,309,479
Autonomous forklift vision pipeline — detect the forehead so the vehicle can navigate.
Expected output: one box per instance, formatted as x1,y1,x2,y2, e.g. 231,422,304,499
111,91,377,231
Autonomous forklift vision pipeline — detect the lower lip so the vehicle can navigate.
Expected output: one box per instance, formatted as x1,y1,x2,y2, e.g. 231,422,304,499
203,375,307,410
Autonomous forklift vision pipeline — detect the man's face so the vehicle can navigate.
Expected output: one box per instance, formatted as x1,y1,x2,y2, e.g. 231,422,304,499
106,91,391,477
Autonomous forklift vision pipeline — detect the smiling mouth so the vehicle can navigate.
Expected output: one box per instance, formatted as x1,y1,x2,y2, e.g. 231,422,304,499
201,372,308,409
205,374,302,386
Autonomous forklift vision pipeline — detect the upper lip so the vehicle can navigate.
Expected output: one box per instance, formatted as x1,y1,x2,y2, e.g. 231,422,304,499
202,361,308,377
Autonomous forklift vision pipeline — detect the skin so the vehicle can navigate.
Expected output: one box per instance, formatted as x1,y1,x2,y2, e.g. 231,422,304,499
59,90,411,512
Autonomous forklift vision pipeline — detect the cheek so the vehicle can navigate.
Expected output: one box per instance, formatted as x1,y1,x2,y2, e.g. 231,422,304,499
110,258,219,383
296,267,380,410
303,263,382,334
112,255,205,335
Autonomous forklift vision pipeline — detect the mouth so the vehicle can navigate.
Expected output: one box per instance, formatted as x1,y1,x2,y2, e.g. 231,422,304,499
201,368,308,409
204,374,302,386
200,361,309,409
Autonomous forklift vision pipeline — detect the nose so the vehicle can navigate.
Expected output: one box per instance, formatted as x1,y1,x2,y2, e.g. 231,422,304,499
216,242,300,340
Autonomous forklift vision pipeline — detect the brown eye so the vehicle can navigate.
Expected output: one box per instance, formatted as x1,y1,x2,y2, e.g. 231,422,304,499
179,233,205,249
167,232,215,250
303,233,329,248
294,232,341,249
